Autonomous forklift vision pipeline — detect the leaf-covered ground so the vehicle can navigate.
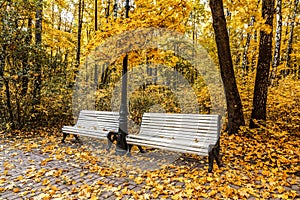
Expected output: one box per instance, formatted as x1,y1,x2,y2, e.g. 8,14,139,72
0,128,299,199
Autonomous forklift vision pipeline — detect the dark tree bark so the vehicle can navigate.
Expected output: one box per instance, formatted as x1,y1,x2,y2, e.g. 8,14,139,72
76,0,84,70
209,0,245,134
1,45,15,129
250,0,274,128
95,0,98,31
1,49,14,129
33,0,43,108
22,17,32,96
94,0,99,87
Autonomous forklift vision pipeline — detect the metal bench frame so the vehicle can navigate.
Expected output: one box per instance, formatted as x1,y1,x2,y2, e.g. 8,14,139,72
126,113,222,172
62,110,119,150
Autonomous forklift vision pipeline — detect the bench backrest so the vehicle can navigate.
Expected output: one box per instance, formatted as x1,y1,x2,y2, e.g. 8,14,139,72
140,112,221,145
76,110,119,130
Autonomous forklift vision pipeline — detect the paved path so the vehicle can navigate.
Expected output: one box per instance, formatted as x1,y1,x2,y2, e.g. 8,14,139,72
0,136,184,199
0,135,299,199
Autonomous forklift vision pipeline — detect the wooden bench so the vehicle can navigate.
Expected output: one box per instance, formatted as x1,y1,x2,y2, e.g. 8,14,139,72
62,110,119,150
126,113,222,172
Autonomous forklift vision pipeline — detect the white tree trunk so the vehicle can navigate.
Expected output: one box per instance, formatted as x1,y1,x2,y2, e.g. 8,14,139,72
270,0,282,83
285,0,299,73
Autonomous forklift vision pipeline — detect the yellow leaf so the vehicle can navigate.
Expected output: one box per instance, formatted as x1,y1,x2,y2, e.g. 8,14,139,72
91,196,98,200
42,179,50,186
15,175,23,181
134,177,144,184
51,185,59,191
13,188,20,193
207,177,213,182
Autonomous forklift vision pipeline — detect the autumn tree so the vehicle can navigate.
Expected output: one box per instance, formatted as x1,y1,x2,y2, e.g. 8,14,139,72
250,0,274,128
209,0,245,134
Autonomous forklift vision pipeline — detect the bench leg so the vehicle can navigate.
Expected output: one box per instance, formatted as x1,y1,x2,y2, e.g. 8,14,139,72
208,151,214,173
138,145,146,153
62,133,81,144
213,145,222,168
126,145,145,156
127,145,146,153
61,133,68,143
126,144,133,157
107,132,118,151
74,134,81,143
107,139,113,150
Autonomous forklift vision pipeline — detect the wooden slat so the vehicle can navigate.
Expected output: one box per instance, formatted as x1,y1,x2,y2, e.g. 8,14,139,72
127,135,218,147
136,131,218,141
126,137,209,156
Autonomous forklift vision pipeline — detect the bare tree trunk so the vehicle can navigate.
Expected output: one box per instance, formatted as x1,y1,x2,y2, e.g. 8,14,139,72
33,0,43,111
94,0,99,88
105,0,111,18
250,0,274,128
95,0,98,31
209,0,245,134
285,0,298,73
241,16,255,74
1,45,15,129
1,44,15,129
250,31,258,71
4,78,15,129
75,0,84,73
113,0,118,18
22,17,32,96
272,0,282,69
270,0,282,83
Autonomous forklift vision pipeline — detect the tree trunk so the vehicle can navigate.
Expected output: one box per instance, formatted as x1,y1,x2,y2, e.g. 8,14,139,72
4,78,15,129
270,0,282,83
113,0,118,18
209,0,245,134
95,0,98,31
1,42,15,129
241,16,255,74
22,17,32,96
105,0,111,19
76,0,84,70
285,0,298,73
33,0,43,110
250,0,274,128
0,46,14,128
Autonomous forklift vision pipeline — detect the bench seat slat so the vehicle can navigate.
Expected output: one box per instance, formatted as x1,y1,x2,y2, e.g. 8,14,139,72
136,132,218,141
126,135,218,148
62,128,108,139
140,128,218,135
140,125,218,133
126,138,210,156
141,117,218,121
